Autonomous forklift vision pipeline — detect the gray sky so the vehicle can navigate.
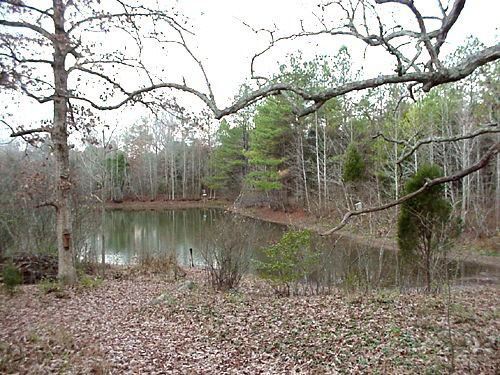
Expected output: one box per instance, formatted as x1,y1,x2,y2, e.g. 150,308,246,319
1,0,499,144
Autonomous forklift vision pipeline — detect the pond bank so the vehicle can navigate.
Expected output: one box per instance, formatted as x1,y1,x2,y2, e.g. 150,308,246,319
1,270,498,373
104,199,499,272
105,199,230,210
229,205,500,273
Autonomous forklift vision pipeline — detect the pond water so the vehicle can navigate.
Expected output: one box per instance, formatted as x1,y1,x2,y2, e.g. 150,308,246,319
84,208,283,267
84,208,497,288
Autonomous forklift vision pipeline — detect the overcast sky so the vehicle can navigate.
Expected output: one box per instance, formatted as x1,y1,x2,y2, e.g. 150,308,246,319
1,0,498,144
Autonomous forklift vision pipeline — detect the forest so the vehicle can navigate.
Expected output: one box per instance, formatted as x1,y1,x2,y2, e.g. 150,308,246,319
0,0,499,373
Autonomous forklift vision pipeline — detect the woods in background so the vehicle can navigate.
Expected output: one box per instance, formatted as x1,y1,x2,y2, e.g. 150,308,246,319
1,43,498,260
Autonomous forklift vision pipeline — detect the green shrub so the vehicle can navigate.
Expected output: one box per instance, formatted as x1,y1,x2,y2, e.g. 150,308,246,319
397,164,451,292
79,275,103,289
2,263,22,295
38,279,63,295
343,143,366,183
255,229,319,296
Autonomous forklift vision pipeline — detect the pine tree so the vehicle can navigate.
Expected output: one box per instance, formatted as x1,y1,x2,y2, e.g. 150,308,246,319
397,164,451,292
245,98,292,192
205,120,246,194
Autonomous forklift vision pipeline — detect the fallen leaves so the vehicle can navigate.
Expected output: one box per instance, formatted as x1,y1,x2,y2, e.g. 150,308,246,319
0,270,498,374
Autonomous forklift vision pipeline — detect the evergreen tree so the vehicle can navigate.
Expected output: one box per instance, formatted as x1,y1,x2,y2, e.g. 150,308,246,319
245,98,292,192
397,164,451,292
205,119,246,194
343,143,366,183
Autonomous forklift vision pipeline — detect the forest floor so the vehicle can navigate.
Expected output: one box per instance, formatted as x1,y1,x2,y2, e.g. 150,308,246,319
1,269,498,374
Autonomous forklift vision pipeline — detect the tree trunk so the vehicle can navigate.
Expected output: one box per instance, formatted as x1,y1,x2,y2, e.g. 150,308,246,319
299,133,310,212
164,140,169,198
52,0,76,284
171,147,176,200
148,153,154,200
182,132,187,199
497,133,500,232
323,118,328,204
315,112,322,209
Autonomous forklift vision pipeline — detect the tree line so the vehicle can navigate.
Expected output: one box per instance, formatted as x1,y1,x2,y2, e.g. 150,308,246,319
1,0,498,283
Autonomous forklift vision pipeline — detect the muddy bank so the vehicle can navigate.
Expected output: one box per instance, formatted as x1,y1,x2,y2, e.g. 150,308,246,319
105,199,229,211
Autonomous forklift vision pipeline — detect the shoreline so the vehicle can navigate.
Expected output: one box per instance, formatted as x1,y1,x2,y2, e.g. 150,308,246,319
105,199,230,210
104,199,499,271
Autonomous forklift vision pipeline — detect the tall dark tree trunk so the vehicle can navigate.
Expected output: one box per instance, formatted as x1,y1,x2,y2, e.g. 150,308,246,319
52,0,76,284
424,233,433,293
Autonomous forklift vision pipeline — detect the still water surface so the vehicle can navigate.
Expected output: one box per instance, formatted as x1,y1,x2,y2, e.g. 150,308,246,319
86,208,282,266
85,208,496,287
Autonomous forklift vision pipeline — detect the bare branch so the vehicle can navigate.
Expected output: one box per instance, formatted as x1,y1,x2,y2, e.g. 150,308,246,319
372,132,409,145
375,0,442,69
321,141,500,235
397,124,499,164
0,52,53,66
67,81,218,113
434,0,465,54
1,1,52,17
174,28,216,103
0,20,54,42
67,66,130,95
9,127,50,137
1,119,50,145
67,9,192,36
302,43,500,116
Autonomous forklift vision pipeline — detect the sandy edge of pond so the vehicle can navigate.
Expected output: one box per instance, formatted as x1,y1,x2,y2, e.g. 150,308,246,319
105,199,499,273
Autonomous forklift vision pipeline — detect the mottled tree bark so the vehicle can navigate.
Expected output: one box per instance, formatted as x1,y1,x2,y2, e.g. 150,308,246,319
52,0,76,284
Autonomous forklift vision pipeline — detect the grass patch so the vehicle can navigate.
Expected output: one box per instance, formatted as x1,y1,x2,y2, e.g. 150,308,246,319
79,275,103,289
38,279,64,296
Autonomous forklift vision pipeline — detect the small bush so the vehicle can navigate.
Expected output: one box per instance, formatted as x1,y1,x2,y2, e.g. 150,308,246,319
2,263,22,295
38,279,63,295
201,215,258,291
79,275,103,289
138,253,186,279
255,229,319,296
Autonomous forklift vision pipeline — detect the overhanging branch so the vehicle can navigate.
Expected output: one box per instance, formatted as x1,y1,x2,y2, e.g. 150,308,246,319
0,20,54,42
321,141,500,236
396,124,499,164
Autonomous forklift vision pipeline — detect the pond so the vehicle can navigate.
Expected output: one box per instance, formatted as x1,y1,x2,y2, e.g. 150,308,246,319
85,208,282,267
84,208,497,288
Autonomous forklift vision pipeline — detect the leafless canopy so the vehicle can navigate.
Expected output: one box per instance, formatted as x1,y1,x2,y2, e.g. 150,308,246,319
2,0,498,125
1,0,499,237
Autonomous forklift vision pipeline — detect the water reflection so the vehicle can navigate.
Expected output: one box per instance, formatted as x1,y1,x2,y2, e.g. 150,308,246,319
84,208,497,288
86,208,282,267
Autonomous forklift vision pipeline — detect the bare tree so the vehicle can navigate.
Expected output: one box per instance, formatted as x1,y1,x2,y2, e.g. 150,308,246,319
1,0,499,281
1,0,191,283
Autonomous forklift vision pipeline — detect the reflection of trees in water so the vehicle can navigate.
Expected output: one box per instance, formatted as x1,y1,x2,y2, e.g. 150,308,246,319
98,208,226,266
89,209,487,288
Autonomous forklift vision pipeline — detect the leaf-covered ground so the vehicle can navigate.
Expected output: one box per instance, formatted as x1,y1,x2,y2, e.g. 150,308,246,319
1,271,498,374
